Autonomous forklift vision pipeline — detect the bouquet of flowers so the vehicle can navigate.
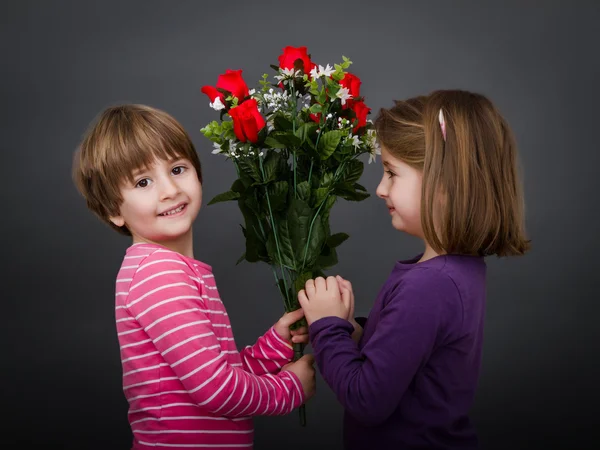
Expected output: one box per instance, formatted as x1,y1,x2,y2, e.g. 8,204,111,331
200,46,379,425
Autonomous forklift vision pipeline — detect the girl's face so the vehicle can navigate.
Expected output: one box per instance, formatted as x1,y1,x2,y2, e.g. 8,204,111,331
376,145,424,238
110,157,202,252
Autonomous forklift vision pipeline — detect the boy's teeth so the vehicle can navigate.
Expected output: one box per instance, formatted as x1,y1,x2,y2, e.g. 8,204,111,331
162,205,184,216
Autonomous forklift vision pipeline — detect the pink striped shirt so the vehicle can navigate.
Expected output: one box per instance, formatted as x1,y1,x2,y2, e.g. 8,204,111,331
115,243,304,449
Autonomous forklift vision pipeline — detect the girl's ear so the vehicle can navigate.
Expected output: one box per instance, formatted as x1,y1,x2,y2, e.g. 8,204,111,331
109,215,125,227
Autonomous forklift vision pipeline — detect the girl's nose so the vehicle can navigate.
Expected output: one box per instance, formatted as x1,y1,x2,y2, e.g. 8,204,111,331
376,177,387,199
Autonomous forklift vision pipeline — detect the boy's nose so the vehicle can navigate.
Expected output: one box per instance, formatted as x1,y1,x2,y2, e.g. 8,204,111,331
160,177,180,200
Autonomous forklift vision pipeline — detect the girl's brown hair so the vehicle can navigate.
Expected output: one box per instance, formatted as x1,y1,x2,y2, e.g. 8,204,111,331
375,90,530,257
73,104,202,236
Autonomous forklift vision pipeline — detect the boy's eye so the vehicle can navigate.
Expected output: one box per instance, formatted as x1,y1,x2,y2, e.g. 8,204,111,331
385,170,395,179
135,178,151,188
172,166,186,175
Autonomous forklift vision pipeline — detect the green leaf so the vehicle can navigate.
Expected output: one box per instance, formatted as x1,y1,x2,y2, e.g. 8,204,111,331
343,159,364,184
294,122,318,144
293,271,313,295
322,172,335,188
236,253,246,265
322,196,337,221
318,130,344,160
238,157,261,183
313,187,329,207
266,219,298,270
260,151,281,184
296,181,310,202
309,104,323,114
244,194,261,215
327,232,350,248
266,181,289,211
317,88,327,105
231,178,246,194
317,245,338,269
290,198,326,269
265,136,288,149
334,182,371,201
265,132,302,149
274,115,293,131
238,200,269,263
207,190,241,205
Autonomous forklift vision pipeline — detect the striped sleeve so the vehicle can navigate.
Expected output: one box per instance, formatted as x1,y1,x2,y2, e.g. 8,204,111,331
125,251,305,417
239,326,294,376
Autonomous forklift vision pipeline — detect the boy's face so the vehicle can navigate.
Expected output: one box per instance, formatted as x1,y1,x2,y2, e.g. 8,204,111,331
110,157,202,252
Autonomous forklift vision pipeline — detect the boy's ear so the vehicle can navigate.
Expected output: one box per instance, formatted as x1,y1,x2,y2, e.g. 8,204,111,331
109,215,125,227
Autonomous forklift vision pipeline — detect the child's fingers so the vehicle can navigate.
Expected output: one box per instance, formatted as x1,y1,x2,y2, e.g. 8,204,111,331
291,327,308,335
280,307,304,326
340,285,351,313
305,279,316,297
292,334,309,344
314,277,327,292
326,276,337,292
298,289,309,308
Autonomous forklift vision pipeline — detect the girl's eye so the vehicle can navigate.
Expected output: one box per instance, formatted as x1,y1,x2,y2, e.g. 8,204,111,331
135,178,152,188
172,166,186,175
385,170,395,179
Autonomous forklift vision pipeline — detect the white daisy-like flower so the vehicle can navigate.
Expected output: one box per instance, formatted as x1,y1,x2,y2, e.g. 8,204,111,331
309,66,320,79
209,97,225,111
336,87,352,106
274,67,297,82
211,142,222,154
319,64,335,77
350,135,361,150
367,129,381,164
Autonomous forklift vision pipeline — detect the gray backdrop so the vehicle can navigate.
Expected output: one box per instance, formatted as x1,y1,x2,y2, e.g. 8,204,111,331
2,1,599,449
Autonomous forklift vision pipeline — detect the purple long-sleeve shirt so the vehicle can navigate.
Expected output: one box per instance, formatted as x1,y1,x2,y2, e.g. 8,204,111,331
310,254,487,449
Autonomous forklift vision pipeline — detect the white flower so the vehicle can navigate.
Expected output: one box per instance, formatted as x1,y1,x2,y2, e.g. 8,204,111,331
319,64,335,77
310,64,335,79
336,87,353,105
350,135,361,150
209,97,225,111
249,89,256,96
274,67,297,83
367,129,381,164
211,142,222,154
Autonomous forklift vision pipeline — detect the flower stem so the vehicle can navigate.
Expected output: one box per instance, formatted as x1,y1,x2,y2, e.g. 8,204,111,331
259,155,291,307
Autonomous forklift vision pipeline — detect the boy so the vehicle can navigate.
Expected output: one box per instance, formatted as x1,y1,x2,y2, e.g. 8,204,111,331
73,104,315,449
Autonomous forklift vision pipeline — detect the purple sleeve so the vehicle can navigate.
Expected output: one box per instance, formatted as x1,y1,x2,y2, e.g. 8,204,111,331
309,269,461,426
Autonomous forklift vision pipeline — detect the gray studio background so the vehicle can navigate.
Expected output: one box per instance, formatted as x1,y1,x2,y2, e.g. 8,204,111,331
2,1,599,449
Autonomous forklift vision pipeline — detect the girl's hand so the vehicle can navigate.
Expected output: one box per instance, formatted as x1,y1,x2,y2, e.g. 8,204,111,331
336,275,363,342
298,276,351,326
274,308,309,344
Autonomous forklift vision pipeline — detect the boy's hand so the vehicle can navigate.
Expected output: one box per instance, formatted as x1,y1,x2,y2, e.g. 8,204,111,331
297,276,351,326
281,354,316,401
274,308,309,345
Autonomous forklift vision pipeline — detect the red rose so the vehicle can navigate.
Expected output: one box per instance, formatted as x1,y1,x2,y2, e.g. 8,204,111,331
278,46,316,75
201,69,250,104
339,72,361,100
228,99,265,143
351,101,371,131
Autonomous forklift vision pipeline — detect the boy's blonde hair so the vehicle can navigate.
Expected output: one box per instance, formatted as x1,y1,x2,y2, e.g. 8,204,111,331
375,90,530,257
73,104,202,235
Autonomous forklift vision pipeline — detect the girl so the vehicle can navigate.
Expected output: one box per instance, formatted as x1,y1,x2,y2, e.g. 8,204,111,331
298,90,530,449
